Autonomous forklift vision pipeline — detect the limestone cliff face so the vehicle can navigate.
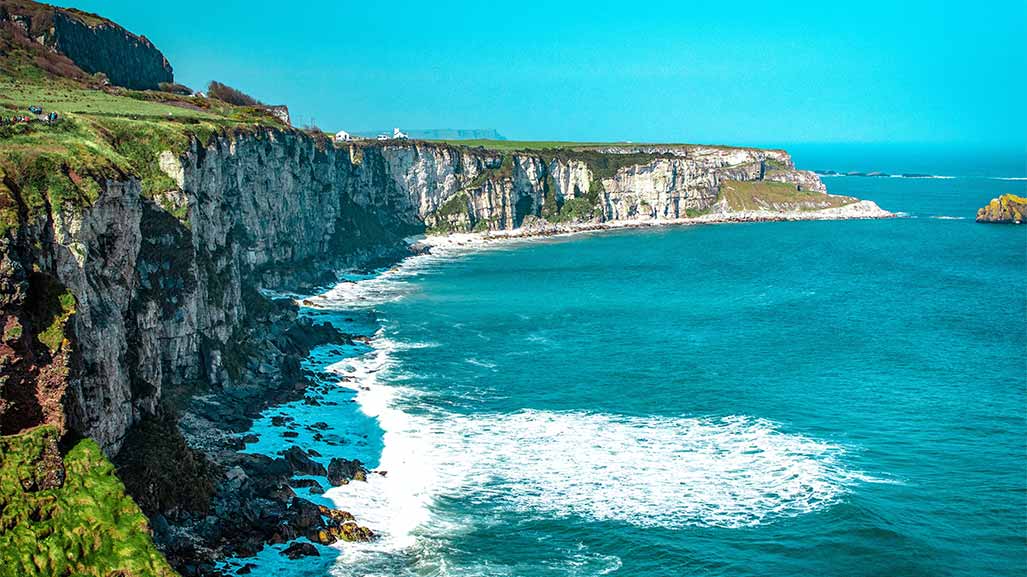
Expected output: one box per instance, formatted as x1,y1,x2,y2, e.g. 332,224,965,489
0,131,832,453
369,142,826,230
1,130,416,452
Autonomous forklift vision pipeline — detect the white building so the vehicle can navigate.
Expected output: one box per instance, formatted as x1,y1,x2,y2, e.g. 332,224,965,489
393,127,409,139
334,130,352,142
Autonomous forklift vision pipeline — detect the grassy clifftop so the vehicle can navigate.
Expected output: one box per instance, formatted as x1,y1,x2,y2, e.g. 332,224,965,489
0,77,288,235
432,138,785,154
0,426,178,577
718,180,854,212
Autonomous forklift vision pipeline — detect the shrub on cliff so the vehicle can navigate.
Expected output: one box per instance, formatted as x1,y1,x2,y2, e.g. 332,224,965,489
207,81,262,107
158,82,193,96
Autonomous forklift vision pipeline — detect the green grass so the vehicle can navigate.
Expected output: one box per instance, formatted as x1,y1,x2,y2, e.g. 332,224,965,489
425,191,471,233
37,288,75,353
0,426,179,577
430,139,775,153
0,80,218,120
718,180,855,212
0,79,288,234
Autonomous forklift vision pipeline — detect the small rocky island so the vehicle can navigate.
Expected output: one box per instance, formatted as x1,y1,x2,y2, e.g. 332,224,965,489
977,194,1027,224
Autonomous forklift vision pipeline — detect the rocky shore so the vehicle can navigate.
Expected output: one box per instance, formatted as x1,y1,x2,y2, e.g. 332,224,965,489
421,198,894,247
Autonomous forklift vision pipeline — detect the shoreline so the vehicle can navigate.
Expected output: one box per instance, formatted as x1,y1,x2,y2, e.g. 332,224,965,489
420,200,895,249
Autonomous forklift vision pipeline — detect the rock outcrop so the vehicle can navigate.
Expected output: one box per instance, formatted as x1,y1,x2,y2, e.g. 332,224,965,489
976,194,1027,224
0,0,173,88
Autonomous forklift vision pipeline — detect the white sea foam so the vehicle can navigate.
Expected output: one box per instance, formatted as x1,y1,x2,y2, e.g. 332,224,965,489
320,338,873,570
930,215,966,220
990,177,1027,181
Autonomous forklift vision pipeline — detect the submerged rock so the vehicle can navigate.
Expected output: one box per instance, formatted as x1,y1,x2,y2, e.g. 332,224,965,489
977,194,1027,223
280,541,320,559
282,447,327,476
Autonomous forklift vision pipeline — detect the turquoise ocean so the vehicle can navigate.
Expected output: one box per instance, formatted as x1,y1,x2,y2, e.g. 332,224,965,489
229,148,1026,577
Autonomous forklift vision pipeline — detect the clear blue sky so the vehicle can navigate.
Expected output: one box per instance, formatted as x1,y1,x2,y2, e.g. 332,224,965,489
59,0,1026,149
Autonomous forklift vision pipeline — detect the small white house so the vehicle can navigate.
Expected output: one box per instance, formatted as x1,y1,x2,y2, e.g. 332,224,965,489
393,127,409,139
334,130,352,143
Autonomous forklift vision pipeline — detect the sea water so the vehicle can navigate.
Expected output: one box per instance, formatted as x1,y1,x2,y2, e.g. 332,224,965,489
230,158,1026,577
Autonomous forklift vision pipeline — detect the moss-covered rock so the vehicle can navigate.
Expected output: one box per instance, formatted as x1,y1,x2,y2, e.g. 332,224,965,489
976,194,1027,224
0,426,178,577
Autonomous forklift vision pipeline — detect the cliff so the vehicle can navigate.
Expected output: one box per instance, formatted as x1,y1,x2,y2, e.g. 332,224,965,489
0,0,173,88
2,127,883,455
368,141,836,233
976,194,1027,224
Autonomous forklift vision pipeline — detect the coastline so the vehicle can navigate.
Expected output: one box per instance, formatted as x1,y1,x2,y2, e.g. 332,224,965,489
420,199,895,249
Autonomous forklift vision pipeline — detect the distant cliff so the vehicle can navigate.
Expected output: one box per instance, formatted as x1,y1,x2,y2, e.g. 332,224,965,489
977,194,1026,224
367,142,832,232
0,0,173,88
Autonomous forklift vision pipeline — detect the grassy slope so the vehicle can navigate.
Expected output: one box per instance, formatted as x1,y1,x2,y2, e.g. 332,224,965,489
430,138,778,153
718,180,854,211
0,426,178,577
0,77,287,235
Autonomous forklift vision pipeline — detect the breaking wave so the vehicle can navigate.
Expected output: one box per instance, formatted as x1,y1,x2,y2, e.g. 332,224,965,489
316,335,878,572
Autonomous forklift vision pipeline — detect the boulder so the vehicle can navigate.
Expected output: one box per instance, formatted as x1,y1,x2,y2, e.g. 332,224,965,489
282,446,326,476
287,497,324,531
281,541,320,559
327,458,367,486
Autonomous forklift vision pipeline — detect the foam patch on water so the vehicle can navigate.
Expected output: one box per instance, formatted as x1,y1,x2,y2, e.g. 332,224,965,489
437,411,861,529
321,341,873,566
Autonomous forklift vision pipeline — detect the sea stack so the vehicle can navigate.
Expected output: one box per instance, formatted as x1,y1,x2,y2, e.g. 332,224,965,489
976,194,1027,224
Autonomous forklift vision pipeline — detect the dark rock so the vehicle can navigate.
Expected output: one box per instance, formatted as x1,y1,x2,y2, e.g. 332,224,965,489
241,434,259,444
151,513,171,537
268,522,298,545
327,458,367,486
288,497,324,531
290,478,325,494
282,431,299,438
268,484,296,503
281,541,320,559
282,446,326,476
